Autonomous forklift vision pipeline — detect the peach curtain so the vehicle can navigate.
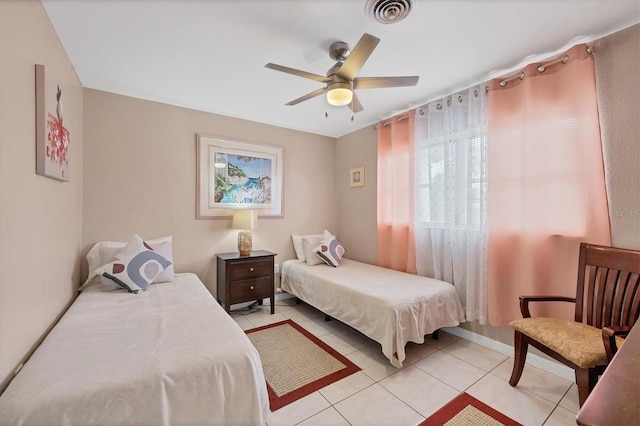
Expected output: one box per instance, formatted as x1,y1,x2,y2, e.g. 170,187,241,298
377,110,417,273
487,44,611,326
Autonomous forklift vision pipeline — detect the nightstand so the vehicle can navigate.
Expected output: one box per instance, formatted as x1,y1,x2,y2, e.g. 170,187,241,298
216,250,276,314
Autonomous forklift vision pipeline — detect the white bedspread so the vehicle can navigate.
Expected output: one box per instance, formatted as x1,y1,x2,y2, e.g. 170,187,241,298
0,273,269,425
281,259,465,367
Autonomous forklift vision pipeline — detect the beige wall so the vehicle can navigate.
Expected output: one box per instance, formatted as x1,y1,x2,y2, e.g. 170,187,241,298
0,0,83,389
336,126,378,265
82,89,337,294
595,24,640,250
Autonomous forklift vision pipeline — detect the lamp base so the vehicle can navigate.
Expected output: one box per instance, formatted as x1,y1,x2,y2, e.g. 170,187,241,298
238,230,252,257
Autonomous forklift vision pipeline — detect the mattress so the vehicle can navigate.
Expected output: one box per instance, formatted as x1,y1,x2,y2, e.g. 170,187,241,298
0,273,269,425
281,259,465,367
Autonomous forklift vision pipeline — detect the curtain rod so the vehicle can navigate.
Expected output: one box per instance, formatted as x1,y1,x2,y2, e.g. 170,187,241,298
372,114,410,130
498,45,592,88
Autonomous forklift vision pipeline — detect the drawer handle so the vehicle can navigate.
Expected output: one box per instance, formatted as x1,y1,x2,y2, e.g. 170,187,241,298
250,285,254,290
250,267,254,272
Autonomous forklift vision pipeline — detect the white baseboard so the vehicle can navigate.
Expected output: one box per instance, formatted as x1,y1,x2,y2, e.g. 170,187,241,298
442,326,575,381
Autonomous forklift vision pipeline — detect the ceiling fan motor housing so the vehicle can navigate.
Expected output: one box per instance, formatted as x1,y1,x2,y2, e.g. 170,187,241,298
327,80,352,92
326,66,353,92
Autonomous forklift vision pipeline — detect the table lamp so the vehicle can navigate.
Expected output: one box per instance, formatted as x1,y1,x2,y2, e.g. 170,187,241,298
232,210,258,256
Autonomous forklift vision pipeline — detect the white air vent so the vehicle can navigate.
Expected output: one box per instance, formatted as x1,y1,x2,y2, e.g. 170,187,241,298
366,0,414,24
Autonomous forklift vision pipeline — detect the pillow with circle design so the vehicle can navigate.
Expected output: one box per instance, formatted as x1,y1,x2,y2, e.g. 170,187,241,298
82,235,175,290
93,234,172,293
314,236,347,267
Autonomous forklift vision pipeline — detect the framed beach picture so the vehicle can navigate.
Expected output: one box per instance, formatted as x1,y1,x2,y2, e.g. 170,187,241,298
35,64,70,181
196,134,284,219
350,166,364,188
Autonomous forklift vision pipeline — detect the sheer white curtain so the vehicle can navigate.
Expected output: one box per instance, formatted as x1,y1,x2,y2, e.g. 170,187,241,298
414,85,488,324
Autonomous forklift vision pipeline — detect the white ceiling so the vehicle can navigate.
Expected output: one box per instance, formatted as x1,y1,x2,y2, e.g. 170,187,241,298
41,0,639,138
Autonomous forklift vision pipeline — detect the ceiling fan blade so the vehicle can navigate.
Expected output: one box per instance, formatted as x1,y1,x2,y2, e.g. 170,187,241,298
336,33,380,81
349,93,364,113
285,87,328,106
354,76,419,89
265,63,330,83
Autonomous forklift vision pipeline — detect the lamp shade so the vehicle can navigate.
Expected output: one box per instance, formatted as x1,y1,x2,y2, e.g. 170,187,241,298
231,210,258,230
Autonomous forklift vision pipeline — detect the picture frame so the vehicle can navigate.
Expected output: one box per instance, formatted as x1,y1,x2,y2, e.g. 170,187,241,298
35,64,70,181
350,166,365,188
196,134,284,219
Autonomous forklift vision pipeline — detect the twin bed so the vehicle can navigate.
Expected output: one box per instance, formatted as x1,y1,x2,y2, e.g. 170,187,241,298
0,273,269,425
282,258,465,367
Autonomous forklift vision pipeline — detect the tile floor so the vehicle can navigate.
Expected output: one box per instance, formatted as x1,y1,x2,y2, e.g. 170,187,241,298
231,298,580,426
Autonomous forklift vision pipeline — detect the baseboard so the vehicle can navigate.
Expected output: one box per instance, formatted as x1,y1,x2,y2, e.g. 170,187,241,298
442,326,575,381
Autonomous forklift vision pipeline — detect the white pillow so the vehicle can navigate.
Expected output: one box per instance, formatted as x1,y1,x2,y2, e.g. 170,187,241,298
302,235,325,266
291,233,322,261
82,235,175,289
94,234,172,294
292,230,333,261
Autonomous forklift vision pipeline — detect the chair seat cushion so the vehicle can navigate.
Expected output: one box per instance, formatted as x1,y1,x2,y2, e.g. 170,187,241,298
509,318,625,369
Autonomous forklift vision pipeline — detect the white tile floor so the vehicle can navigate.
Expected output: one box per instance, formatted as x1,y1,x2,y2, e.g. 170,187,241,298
231,298,579,426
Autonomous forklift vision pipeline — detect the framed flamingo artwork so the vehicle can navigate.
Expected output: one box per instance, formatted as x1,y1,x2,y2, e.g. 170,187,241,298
35,64,70,181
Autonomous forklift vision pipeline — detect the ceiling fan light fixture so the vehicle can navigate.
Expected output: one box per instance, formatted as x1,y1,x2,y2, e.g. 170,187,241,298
326,83,353,106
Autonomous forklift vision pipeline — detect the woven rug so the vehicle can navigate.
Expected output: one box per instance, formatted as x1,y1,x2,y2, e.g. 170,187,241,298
246,319,361,411
420,393,522,426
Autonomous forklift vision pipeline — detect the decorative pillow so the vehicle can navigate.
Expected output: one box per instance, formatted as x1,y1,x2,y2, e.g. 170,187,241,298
93,235,172,294
291,233,322,261
81,235,175,289
314,237,347,267
301,235,325,266
292,230,333,262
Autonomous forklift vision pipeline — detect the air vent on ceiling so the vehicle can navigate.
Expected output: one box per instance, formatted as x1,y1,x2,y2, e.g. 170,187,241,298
365,0,414,25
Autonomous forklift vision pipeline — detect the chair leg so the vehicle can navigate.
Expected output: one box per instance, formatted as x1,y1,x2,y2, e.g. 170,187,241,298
509,330,529,386
575,369,589,406
575,368,599,407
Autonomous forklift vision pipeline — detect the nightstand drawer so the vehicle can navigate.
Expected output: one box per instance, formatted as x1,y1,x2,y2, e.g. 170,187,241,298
229,258,272,280
230,276,272,302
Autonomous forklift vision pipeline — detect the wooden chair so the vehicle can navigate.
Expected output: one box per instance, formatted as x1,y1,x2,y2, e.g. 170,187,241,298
602,325,632,361
508,243,640,406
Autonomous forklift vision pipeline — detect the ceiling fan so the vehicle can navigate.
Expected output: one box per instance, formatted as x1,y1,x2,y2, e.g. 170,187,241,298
265,33,419,113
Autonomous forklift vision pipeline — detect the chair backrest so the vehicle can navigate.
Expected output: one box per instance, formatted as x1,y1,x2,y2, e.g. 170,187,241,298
575,243,640,328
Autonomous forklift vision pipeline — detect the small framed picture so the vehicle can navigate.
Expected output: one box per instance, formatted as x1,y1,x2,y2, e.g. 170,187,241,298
350,166,365,188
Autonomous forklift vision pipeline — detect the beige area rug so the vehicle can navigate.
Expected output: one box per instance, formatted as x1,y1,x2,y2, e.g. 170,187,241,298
246,319,360,411
420,393,522,426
